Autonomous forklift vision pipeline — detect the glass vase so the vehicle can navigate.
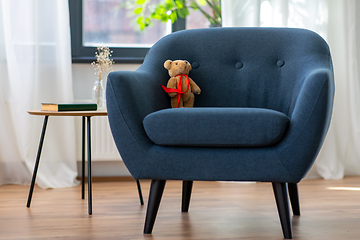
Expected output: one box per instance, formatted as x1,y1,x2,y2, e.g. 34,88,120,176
92,79,106,110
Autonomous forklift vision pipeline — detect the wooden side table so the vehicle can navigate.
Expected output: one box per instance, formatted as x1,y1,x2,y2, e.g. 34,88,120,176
26,110,144,215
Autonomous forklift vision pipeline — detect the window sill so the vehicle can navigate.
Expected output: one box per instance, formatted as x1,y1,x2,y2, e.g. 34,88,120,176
72,57,144,64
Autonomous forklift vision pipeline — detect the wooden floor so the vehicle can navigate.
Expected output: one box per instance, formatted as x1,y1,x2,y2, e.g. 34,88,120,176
1,177,360,240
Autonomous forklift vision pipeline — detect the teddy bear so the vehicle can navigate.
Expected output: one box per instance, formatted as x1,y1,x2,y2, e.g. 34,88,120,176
161,60,201,108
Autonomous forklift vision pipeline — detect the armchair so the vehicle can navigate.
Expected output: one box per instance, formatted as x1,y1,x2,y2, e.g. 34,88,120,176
106,27,334,239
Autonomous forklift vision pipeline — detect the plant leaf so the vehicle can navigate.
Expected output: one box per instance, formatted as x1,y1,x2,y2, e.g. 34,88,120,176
190,1,198,9
175,0,183,8
177,8,189,18
198,0,206,5
136,0,145,4
165,0,174,9
136,16,144,24
134,7,143,14
161,14,169,22
170,11,177,23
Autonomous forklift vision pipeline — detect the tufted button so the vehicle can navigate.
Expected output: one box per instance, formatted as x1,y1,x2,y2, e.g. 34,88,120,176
277,60,285,67
192,62,199,69
235,62,243,69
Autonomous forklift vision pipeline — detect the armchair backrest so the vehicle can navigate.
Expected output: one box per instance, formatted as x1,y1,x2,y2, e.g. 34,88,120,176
139,27,332,116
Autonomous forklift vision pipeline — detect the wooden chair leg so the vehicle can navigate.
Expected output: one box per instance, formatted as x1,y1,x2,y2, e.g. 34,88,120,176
144,179,166,234
272,182,293,239
288,183,300,216
182,181,193,212
136,179,144,205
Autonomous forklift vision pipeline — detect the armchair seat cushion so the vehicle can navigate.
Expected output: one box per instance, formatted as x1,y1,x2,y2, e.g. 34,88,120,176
143,108,290,147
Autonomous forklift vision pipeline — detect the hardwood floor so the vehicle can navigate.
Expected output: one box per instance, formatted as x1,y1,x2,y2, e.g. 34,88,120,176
1,177,360,239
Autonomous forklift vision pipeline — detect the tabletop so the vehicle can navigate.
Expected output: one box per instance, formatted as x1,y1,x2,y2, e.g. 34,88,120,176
28,110,108,117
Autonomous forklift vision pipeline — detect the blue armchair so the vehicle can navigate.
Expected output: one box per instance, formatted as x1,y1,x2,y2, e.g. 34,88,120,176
106,27,334,239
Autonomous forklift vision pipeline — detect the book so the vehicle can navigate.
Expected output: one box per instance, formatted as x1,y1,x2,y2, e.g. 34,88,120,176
42,103,98,111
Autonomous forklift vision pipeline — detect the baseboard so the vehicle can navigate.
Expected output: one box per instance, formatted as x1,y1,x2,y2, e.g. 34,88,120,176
76,176,136,182
77,160,132,178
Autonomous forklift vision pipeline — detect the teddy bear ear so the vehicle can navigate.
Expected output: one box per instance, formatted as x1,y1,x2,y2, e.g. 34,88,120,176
186,61,192,71
164,60,172,70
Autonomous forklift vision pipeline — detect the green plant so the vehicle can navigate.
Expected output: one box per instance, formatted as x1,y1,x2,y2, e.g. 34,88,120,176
134,0,221,30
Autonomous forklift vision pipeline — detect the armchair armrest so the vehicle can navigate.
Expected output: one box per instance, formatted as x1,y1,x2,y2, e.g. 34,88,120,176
276,67,335,181
106,69,168,178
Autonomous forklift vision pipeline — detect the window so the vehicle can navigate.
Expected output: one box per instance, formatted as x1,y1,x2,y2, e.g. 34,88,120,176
69,0,211,63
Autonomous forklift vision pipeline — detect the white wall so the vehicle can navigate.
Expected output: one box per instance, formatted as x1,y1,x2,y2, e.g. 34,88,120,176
72,63,140,101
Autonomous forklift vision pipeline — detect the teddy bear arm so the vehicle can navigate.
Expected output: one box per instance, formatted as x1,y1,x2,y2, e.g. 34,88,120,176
188,78,201,95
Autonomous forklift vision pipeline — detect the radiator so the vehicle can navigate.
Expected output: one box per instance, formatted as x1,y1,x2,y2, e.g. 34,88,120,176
76,115,122,161
91,116,121,161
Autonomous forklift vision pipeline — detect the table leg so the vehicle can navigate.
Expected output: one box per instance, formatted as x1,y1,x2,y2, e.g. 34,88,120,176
87,116,92,215
82,116,85,199
27,115,49,208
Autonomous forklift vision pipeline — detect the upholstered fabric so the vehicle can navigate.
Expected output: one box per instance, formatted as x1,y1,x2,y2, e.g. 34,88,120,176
143,107,290,147
106,27,334,183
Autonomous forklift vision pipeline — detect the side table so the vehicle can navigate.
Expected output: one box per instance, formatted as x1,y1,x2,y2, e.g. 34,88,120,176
26,110,144,215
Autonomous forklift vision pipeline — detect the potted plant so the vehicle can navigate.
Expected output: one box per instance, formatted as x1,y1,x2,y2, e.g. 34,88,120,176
134,0,221,30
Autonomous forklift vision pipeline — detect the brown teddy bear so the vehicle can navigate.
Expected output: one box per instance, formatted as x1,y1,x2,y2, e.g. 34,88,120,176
161,60,201,108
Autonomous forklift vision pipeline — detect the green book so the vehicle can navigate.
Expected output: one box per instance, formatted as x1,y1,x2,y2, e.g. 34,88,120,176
42,103,98,111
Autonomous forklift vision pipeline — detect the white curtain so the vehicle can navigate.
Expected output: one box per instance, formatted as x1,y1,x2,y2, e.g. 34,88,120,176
0,0,79,188
222,0,360,179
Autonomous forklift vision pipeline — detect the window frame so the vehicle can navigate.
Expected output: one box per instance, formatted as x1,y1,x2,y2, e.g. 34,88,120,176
69,0,185,64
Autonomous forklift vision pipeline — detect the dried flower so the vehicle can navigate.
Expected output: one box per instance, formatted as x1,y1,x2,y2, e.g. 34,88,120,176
91,46,114,82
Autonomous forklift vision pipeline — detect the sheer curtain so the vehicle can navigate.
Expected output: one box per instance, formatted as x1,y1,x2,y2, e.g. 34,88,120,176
222,0,360,179
0,0,79,188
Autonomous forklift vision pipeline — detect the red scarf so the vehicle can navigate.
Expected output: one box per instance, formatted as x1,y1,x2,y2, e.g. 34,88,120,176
161,74,190,108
